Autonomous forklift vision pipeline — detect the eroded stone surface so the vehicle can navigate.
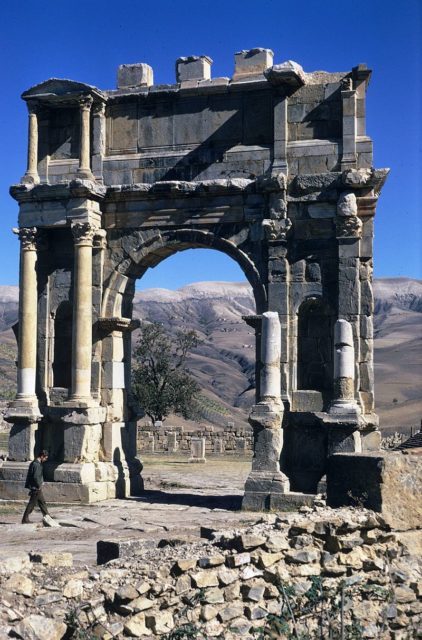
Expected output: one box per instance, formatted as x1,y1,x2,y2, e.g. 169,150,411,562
4,50,389,511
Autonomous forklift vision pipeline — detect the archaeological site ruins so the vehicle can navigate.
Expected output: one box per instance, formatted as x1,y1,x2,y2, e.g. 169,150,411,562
0,48,391,508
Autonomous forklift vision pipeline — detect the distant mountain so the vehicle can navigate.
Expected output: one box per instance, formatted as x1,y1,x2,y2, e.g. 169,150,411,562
0,278,420,430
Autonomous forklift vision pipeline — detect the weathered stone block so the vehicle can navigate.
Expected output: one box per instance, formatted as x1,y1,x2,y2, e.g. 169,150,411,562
117,63,153,88
233,48,273,78
176,56,212,82
327,452,422,530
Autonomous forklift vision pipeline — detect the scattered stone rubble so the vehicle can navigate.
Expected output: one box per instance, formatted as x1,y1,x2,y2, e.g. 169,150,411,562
381,432,411,450
0,505,420,639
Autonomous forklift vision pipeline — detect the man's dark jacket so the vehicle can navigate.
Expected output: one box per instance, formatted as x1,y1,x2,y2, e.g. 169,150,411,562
25,460,44,490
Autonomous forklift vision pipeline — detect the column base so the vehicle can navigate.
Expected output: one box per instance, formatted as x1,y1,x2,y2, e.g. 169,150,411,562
20,172,40,185
242,470,290,511
4,401,43,462
76,168,95,181
328,399,361,421
5,398,42,422
0,460,134,503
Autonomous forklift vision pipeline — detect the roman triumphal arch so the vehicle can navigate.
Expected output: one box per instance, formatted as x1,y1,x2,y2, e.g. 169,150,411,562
0,49,388,508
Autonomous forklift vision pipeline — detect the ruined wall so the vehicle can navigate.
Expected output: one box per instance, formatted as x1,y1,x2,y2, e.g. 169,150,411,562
2,49,388,504
137,424,253,455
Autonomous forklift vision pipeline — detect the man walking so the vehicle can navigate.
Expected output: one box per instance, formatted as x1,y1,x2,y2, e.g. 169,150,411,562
22,450,51,524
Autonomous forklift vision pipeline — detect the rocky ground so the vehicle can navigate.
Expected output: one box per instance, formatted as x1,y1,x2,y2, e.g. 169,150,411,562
0,458,420,639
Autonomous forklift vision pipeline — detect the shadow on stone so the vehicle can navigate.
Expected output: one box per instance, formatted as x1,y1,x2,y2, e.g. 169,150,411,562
134,489,242,511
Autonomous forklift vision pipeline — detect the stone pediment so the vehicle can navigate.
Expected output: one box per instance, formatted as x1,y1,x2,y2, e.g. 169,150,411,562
22,78,105,102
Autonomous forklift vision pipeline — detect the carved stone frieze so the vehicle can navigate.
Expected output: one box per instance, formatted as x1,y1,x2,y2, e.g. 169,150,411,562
262,217,292,242
269,192,287,220
335,215,362,239
342,168,373,188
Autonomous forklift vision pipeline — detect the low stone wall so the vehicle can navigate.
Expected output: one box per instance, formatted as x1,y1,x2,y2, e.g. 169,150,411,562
0,505,420,638
137,423,253,456
0,402,9,431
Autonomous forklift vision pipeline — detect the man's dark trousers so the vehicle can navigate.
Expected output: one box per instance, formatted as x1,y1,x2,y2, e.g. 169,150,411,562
22,488,49,521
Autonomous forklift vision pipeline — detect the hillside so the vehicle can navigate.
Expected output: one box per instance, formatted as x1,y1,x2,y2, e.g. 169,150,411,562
0,278,420,431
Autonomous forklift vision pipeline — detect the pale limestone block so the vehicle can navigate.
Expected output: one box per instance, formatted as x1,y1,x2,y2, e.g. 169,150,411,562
53,463,96,483
103,361,125,389
176,56,212,82
8,422,38,461
361,430,381,451
233,48,273,78
189,437,206,462
63,423,102,463
118,63,153,88
337,192,357,217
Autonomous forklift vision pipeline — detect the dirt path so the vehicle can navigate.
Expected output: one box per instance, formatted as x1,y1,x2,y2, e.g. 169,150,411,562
0,456,255,567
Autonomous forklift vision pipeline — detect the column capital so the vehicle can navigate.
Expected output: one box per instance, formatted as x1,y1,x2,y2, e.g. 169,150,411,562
26,99,40,116
78,95,94,111
92,101,106,116
13,226,38,251
71,222,95,246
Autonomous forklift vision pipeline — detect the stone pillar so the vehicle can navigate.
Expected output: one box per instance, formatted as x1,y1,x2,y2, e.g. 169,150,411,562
16,228,39,400
167,432,178,453
70,222,95,402
260,312,281,402
341,81,357,170
21,101,40,185
4,228,42,464
77,96,94,180
92,102,106,182
189,437,206,463
329,320,360,418
243,312,290,511
272,95,288,175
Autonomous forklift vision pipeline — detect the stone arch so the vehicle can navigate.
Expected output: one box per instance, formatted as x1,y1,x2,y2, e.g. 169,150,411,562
102,228,266,318
296,296,333,392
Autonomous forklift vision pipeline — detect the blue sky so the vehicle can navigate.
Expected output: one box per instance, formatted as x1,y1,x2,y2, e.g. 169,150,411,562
0,0,420,289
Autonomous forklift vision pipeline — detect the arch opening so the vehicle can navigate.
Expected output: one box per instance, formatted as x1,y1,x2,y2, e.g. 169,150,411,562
52,301,73,388
297,297,333,393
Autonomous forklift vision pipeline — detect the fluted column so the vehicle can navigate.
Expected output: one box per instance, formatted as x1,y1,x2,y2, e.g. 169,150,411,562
16,228,38,399
71,223,94,401
77,96,94,180
21,102,40,185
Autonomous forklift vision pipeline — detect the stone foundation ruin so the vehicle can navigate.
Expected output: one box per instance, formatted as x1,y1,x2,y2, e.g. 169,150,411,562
0,48,389,506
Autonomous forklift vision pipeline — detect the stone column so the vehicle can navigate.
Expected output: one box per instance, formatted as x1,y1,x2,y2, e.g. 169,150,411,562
329,319,360,418
77,96,94,180
92,102,106,182
272,95,288,175
260,312,281,402
70,222,95,402
21,102,40,185
243,312,290,510
16,228,39,400
4,227,42,462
